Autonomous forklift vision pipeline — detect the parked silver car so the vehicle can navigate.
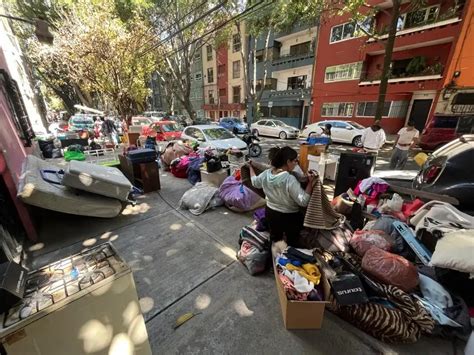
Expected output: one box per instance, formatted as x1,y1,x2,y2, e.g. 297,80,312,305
250,119,299,139
181,125,248,155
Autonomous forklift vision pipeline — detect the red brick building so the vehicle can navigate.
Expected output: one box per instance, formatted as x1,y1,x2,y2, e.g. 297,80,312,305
310,0,469,133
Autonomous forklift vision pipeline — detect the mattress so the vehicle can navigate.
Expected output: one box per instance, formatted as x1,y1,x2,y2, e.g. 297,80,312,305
62,160,131,201
17,155,122,218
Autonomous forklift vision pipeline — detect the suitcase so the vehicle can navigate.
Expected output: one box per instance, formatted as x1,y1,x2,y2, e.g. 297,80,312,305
126,148,157,164
62,160,132,201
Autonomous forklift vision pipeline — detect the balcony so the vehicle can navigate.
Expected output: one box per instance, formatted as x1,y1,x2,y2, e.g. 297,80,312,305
367,16,461,42
360,57,444,86
268,87,312,100
272,52,314,71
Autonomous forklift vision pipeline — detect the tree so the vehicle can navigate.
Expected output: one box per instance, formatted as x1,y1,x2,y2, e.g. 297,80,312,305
13,0,158,116
143,0,234,119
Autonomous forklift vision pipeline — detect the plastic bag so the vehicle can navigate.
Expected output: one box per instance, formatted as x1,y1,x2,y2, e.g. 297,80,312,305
219,176,263,211
379,193,403,213
350,230,394,256
361,247,419,292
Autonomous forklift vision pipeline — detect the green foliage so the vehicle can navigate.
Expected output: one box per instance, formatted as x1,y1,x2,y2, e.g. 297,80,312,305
12,0,158,115
406,56,427,75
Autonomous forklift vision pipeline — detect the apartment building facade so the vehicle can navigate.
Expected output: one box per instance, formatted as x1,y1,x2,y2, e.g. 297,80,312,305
202,26,246,119
310,0,468,134
249,24,318,128
433,0,474,121
189,46,205,118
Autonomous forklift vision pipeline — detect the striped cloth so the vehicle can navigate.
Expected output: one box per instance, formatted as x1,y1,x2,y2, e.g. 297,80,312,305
303,175,344,230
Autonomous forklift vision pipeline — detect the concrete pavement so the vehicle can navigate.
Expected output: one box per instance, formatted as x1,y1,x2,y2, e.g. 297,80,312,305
25,153,463,354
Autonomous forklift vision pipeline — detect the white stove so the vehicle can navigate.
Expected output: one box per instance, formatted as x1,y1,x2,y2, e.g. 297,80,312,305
0,243,151,354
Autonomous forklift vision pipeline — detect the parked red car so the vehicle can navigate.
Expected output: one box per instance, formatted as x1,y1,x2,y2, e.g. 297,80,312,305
141,121,183,141
419,115,473,151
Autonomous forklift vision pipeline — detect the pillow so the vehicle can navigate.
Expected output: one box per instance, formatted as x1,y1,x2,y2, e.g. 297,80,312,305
430,229,474,274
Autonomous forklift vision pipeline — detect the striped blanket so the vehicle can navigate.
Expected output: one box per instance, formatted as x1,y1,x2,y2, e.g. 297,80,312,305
303,175,344,230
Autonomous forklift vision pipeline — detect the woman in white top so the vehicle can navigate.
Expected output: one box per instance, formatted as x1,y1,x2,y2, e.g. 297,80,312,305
249,146,315,246
361,120,386,152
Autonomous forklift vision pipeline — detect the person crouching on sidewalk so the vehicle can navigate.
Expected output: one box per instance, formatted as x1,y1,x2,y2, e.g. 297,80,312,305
389,120,419,170
249,146,315,246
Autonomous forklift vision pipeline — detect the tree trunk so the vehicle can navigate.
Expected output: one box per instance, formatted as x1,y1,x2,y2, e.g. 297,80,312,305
374,0,401,122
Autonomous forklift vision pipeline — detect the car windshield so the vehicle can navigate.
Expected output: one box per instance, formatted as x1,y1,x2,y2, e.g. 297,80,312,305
273,120,287,126
204,128,235,140
348,121,365,129
230,118,243,123
72,117,93,124
161,123,182,132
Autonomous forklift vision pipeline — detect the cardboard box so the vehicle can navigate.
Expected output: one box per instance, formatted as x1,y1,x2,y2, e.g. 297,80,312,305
273,258,328,330
200,168,228,187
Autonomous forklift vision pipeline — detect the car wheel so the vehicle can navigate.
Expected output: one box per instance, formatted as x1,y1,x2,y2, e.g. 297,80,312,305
252,129,259,137
279,131,287,140
352,135,362,147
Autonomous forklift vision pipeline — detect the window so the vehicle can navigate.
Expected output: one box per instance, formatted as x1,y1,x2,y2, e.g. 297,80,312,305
289,41,311,56
321,102,354,117
398,5,440,30
206,45,213,61
185,127,205,140
207,68,214,83
287,75,307,90
232,86,241,103
195,72,202,81
357,101,391,117
330,18,374,43
257,120,267,125
433,116,458,129
219,88,226,97
195,51,201,61
232,34,241,52
232,61,240,79
208,90,215,104
325,62,362,82
218,64,226,75
389,101,409,117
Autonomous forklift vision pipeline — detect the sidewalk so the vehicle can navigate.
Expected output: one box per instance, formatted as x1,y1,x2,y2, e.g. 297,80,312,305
26,171,462,354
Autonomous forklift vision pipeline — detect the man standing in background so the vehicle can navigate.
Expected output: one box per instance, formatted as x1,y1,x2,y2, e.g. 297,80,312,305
389,121,419,169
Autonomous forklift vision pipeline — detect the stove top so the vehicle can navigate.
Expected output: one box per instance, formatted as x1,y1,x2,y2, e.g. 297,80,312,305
0,243,128,333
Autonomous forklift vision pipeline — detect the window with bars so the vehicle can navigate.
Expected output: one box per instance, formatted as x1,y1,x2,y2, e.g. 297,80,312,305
0,69,35,147
321,102,354,117
232,34,241,52
232,86,241,103
232,61,240,79
325,62,363,82
287,75,307,90
356,101,391,117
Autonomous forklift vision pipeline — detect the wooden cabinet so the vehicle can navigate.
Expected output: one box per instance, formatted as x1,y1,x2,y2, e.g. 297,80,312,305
299,144,326,173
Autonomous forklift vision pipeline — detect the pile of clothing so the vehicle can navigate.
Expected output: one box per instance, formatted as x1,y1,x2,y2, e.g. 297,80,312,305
322,176,474,344
274,244,324,302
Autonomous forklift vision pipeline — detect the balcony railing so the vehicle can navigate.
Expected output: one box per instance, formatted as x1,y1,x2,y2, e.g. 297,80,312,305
367,15,461,42
268,87,312,99
361,60,444,83
273,51,314,64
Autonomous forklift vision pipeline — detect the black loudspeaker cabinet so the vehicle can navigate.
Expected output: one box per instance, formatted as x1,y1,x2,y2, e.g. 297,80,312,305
334,152,376,197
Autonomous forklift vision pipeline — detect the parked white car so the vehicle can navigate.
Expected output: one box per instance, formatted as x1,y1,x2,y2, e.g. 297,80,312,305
181,125,248,154
250,119,300,139
301,120,366,147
